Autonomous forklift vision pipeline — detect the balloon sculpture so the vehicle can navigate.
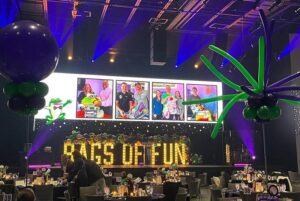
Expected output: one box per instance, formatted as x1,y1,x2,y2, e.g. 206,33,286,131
0,20,59,115
183,10,300,139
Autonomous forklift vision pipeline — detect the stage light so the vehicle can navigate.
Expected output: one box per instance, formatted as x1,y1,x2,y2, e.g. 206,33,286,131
103,143,114,165
194,64,199,69
163,143,173,165
277,56,281,61
109,58,115,63
122,144,133,165
252,155,256,160
91,142,101,164
91,59,95,63
134,141,143,165
220,63,224,68
175,143,187,165
151,143,161,165
175,65,179,68
68,55,73,61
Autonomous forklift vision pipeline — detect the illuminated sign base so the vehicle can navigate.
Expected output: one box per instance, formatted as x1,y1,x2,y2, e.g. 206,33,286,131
64,139,188,166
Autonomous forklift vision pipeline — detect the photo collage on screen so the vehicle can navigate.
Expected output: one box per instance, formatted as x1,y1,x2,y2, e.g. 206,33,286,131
71,75,220,122
152,82,184,121
76,78,113,119
186,84,218,122
115,81,150,120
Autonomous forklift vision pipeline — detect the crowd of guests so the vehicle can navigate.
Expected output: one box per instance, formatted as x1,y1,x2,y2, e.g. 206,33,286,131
61,150,106,197
152,85,184,120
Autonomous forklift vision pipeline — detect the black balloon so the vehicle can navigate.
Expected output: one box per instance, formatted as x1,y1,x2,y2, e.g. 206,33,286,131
7,96,27,112
262,93,278,107
27,96,46,110
0,20,59,82
247,97,262,108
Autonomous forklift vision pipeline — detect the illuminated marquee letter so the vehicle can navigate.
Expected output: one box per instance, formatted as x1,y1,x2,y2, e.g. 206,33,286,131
79,142,87,159
151,143,161,165
122,144,133,165
175,143,187,165
91,142,101,165
64,142,74,160
103,143,114,165
163,143,173,165
134,142,143,165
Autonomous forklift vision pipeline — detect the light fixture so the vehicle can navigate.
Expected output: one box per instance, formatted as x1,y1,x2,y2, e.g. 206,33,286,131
194,64,199,69
252,155,256,160
67,55,73,61
109,58,115,63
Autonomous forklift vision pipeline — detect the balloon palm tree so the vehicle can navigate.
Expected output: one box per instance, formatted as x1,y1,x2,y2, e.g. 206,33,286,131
184,10,300,140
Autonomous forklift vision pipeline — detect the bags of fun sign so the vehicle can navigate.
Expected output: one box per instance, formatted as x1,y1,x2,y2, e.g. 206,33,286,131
64,139,188,166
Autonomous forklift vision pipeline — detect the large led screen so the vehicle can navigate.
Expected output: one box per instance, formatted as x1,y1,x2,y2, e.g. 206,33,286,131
35,73,223,123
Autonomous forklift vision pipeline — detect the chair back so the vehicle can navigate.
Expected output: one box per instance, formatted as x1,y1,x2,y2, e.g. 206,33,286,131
64,190,71,201
210,188,222,201
86,195,104,201
189,178,200,198
79,186,97,201
288,171,300,182
221,171,230,188
217,198,240,201
177,187,187,194
240,191,257,201
126,196,151,201
175,193,187,201
152,184,163,194
198,173,208,186
109,185,118,192
33,185,54,201
281,192,300,200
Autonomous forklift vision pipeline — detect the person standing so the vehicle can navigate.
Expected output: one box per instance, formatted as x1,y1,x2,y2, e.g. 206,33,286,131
116,82,134,118
152,90,163,119
68,150,88,198
132,82,149,119
175,91,184,120
99,80,113,117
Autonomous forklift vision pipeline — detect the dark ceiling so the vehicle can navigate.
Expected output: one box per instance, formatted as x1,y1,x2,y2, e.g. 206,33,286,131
4,0,300,64
16,0,300,33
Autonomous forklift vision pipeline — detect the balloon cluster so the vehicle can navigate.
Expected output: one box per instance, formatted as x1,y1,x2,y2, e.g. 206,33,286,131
243,94,281,122
3,82,48,115
0,20,59,115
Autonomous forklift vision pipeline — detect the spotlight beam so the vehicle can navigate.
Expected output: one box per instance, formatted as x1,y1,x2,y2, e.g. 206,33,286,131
124,0,141,28
99,0,110,24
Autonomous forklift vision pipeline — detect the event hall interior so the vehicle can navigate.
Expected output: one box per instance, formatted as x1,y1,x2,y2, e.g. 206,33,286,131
1,0,300,201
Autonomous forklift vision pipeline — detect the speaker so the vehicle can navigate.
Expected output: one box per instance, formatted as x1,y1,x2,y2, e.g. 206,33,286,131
150,30,167,65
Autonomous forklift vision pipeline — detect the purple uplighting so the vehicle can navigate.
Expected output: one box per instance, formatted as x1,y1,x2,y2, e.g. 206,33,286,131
27,125,58,158
93,7,153,61
228,104,255,157
48,2,77,48
279,28,300,59
0,0,19,28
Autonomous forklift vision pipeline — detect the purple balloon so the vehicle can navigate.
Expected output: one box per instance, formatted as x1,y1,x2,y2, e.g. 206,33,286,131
0,20,59,82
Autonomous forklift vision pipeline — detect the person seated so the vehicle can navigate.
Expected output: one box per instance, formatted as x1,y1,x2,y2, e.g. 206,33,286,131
17,188,36,201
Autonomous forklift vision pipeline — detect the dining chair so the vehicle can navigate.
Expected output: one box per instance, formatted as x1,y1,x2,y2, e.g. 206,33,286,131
175,193,187,201
190,178,200,198
126,196,152,201
217,198,240,201
152,184,163,194
85,195,104,201
79,186,97,201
